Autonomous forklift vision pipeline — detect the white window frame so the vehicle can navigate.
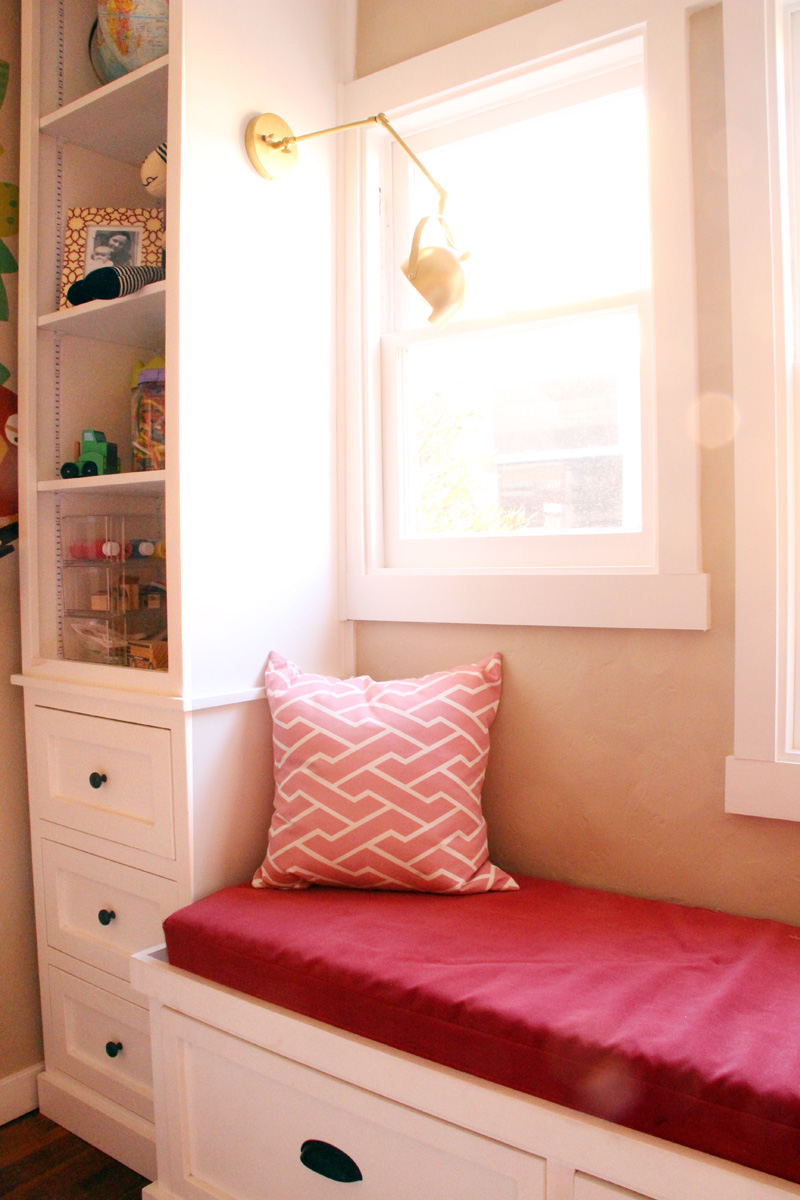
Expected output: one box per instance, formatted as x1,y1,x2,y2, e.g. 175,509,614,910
724,0,800,819
341,0,710,629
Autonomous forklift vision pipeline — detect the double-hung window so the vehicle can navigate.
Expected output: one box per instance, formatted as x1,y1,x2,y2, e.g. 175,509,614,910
341,0,709,628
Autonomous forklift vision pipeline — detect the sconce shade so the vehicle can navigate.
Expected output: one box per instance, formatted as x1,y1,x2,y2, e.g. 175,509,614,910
402,245,467,326
401,215,467,327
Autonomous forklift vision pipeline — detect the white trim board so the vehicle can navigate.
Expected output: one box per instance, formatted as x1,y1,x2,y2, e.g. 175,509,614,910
0,1062,43,1127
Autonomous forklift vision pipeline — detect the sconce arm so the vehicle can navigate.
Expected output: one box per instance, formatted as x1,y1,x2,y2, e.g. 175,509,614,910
247,110,448,214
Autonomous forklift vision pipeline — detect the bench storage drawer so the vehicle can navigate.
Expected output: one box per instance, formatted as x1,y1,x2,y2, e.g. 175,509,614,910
575,1177,655,1200
155,1007,546,1200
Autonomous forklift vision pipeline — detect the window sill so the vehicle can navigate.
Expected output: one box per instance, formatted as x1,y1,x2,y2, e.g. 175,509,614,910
725,757,800,822
345,570,710,630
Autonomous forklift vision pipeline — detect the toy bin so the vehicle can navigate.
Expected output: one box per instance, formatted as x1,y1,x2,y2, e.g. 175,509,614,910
60,513,167,669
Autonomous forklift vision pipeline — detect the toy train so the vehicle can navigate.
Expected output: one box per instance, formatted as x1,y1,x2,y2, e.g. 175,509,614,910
60,429,119,478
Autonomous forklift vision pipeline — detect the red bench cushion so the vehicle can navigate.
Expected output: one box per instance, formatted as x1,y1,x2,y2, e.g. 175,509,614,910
163,877,800,1184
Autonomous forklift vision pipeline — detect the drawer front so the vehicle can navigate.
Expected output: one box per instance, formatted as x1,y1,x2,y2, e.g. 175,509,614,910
48,966,154,1121
158,1009,545,1200
41,840,178,980
31,706,174,857
575,1176,655,1200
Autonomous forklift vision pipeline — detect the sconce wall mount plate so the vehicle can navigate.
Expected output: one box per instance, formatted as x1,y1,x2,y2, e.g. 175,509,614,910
244,113,298,181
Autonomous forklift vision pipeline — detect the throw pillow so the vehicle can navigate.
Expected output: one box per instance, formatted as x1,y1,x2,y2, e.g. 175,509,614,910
253,652,517,893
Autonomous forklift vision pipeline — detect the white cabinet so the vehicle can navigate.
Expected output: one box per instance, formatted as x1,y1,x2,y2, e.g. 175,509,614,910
17,0,346,1178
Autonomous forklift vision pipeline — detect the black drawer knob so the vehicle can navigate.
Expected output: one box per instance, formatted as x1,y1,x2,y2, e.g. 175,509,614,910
105,1041,123,1058
89,772,107,789
97,909,116,926
300,1140,362,1182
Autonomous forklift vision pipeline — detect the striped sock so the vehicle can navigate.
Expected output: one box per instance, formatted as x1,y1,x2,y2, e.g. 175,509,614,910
67,263,165,306
113,263,165,296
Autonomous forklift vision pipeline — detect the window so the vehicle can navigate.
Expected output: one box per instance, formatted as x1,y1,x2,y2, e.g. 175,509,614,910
725,0,800,819
384,65,652,571
341,0,709,628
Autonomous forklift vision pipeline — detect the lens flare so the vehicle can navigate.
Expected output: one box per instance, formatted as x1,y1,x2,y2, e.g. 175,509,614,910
688,392,740,449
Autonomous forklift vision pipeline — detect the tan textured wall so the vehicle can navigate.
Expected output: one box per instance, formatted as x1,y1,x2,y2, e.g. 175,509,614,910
355,0,559,77
354,5,800,925
0,0,41,1088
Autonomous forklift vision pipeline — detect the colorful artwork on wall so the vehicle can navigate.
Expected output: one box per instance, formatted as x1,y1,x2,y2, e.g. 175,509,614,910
0,381,17,558
0,181,19,321
0,53,18,557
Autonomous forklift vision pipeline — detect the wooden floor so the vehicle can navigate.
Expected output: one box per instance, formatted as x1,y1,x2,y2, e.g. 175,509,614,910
0,1110,149,1199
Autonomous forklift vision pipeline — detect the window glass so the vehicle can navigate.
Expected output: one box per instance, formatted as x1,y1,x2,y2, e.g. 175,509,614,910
406,88,650,323
384,71,653,568
397,307,642,541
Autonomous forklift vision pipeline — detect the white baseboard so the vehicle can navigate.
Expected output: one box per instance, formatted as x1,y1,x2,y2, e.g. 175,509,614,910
37,1069,156,1179
0,1062,43,1126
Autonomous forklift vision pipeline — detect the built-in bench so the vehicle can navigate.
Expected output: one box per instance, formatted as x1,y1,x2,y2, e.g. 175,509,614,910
131,877,800,1200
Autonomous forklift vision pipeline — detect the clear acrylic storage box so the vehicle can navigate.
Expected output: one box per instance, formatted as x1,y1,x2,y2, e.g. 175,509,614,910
60,513,168,669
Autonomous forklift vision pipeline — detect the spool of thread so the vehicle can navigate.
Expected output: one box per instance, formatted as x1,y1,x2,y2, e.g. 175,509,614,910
69,539,105,560
129,539,155,558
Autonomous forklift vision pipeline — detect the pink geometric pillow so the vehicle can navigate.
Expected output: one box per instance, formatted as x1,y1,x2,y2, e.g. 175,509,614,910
253,652,517,893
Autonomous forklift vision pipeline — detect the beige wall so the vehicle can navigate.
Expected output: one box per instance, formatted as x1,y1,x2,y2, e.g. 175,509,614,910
354,3,800,926
0,0,42,1097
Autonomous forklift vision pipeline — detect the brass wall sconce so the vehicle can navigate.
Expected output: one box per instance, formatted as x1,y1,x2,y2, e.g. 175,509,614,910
244,111,468,326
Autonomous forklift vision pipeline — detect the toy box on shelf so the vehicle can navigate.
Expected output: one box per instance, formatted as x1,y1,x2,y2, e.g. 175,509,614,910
60,512,167,669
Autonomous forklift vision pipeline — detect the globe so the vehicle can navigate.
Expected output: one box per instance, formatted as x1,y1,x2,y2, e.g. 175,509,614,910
89,1,169,85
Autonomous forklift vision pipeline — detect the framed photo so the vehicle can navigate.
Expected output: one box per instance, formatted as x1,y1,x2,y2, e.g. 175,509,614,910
60,207,164,308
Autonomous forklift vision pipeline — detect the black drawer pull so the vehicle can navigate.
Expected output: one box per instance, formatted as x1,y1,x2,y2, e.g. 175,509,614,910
97,909,116,926
89,772,107,789
300,1140,362,1182
105,1041,123,1058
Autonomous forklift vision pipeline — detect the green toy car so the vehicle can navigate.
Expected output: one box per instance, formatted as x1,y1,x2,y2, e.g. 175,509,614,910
60,429,120,478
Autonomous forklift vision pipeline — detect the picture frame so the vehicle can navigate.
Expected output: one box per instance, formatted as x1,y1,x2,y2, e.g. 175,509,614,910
60,206,165,308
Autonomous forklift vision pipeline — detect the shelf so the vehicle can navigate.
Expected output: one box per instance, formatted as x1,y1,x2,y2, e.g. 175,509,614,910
40,57,169,165
38,282,166,346
38,470,166,496
63,609,157,619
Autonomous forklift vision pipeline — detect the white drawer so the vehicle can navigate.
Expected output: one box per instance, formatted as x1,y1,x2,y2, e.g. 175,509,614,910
575,1176,655,1200
48,966,154,1121
158,1008,545,1200
30,705,174,857
41,840,178,980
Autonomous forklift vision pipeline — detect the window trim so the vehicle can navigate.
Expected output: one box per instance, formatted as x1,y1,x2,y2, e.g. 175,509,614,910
724,0,800,818
341,0,709,628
